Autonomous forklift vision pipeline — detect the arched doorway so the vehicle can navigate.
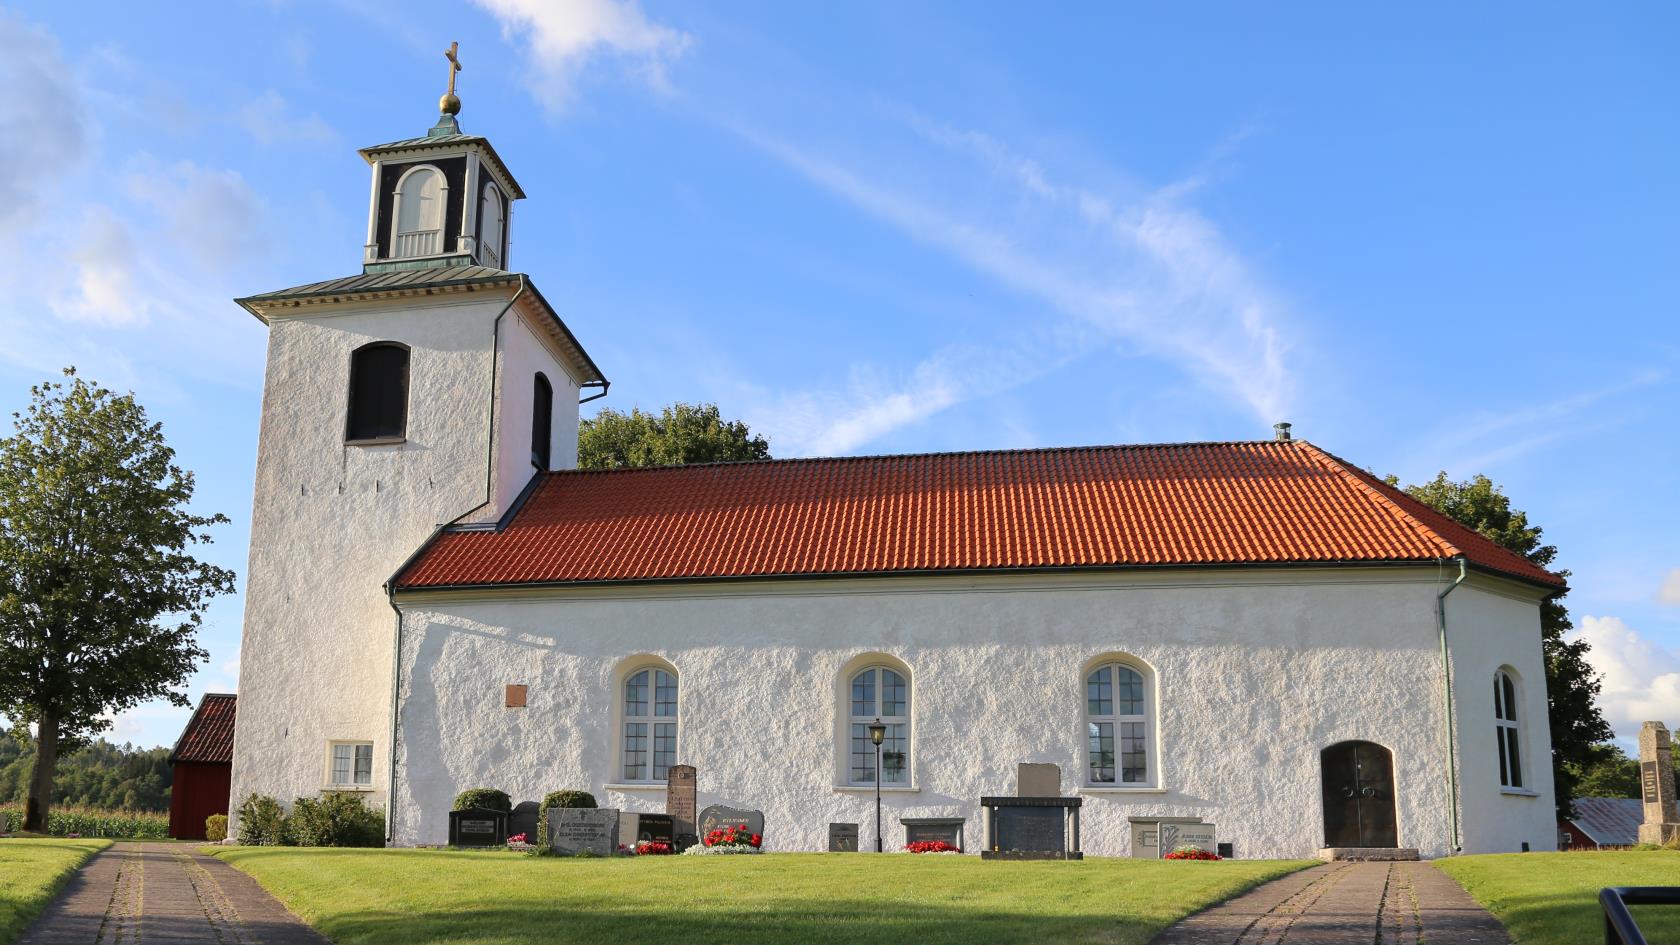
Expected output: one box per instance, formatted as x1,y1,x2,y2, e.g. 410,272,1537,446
1320,741,1397,848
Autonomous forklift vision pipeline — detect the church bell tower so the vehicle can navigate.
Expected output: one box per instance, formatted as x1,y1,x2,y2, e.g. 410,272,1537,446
227,44,606,840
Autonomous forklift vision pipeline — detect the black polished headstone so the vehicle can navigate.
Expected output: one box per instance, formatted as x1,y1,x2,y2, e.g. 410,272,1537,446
448,807,508,847
828,822,859,852
636,813,675,844
697,804,764,840
980,796,1082,861
508,801,539,841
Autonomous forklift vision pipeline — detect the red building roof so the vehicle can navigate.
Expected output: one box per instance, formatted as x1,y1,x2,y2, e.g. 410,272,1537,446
168,693,236,765
393,440,1563,591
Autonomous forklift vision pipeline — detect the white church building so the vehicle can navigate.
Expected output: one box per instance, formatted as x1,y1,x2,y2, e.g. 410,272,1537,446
228,88,1563,859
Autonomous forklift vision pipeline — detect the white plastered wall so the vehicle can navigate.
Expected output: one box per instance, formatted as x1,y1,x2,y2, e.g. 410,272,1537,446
386,566,1552,858
1446,575,1558,853
491,301,583,516
229,287,583,832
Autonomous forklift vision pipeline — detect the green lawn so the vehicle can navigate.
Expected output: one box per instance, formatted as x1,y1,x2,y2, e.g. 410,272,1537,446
212,849,1312,945
0,838,111,943
1437,850,1680,945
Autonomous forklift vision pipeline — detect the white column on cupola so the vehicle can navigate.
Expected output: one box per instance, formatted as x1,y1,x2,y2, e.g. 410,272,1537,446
460,152,480,260
364,160,383,262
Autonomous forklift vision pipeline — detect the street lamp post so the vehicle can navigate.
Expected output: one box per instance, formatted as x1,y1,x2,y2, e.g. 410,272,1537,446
867,718,887,853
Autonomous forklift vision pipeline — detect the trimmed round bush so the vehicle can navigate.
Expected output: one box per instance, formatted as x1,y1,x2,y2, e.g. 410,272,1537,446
451,788,512,813
205,814,228,842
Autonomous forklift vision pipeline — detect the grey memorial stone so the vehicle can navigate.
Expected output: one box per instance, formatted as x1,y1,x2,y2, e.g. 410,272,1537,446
548,807,620,856
1638,720,1680,845
1017,762,1061,797
508,801,539,841
1128,817,1206,859
1160,821,1216,856
667,764,698,841
697,804,764,841
902,817,965,851
828,822,859,852
448,807,508,847
980,796,1082,860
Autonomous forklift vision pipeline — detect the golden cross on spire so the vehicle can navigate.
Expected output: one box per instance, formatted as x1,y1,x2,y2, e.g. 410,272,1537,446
440,41,463,115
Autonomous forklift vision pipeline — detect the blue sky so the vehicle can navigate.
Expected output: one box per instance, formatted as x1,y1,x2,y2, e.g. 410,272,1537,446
1,2,1676,750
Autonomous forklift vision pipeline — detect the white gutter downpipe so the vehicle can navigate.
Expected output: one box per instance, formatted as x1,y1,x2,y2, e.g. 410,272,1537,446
1437,556,1469,853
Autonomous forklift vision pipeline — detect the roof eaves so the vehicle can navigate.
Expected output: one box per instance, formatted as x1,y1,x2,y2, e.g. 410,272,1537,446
356,135,526,199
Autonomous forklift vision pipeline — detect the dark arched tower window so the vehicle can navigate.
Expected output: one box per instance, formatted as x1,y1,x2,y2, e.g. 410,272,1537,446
346,342,410,442
531,372,553,469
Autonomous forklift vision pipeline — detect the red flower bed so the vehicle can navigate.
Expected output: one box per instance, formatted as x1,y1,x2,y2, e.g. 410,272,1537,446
704,824,762,849
1163,846,1221,860
635,841,674,855
905,840,960,854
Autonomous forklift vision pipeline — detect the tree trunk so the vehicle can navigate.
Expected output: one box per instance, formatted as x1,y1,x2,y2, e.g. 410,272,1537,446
24,711,59,834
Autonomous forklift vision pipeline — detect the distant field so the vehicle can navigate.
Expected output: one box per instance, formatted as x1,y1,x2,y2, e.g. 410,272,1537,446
1437,851,1680,945
214,848,1314,945
0,806,169,839
0,838,111,944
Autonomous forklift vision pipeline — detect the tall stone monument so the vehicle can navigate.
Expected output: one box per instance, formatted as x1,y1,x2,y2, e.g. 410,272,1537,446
1638,721,1680,846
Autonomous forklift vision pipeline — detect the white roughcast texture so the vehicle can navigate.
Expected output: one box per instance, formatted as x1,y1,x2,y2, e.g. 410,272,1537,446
389,568,1557,858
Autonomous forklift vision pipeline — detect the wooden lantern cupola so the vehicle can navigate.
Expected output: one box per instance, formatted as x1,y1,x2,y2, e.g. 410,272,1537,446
359,43,524,273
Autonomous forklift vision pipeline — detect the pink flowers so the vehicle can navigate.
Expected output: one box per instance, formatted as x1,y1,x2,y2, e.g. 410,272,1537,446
635,841,675,855
905,840,959,854
507,833,529,845
1163,845,1221,860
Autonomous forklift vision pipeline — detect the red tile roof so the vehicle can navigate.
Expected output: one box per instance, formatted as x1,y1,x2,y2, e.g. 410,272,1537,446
393,441,1564,591
168,693,236,765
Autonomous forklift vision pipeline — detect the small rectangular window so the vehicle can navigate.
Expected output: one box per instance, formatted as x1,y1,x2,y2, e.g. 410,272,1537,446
328,741,375,787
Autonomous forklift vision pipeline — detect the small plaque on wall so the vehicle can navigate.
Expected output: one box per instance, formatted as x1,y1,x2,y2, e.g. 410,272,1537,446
505,684,528,708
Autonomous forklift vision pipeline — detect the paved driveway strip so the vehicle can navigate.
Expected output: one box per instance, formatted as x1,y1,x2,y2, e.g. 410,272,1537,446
20,842,330,945
1152,861,1511,945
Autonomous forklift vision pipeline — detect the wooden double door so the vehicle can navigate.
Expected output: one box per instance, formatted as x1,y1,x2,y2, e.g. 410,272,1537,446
1320,740,1397,848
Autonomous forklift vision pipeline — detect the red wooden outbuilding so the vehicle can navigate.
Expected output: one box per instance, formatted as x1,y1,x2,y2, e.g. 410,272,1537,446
167,693,236,840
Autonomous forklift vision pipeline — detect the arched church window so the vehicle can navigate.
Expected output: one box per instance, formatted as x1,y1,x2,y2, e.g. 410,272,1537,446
848,665,909,785
622,665,678,782
345,342,409,442
479,182,505,268
531,373,553,470
1085,659,1152,785
1494,668,1523,789
392,165,445,258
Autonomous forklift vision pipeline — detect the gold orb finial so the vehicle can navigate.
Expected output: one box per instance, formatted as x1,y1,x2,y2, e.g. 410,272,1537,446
441,41,462,115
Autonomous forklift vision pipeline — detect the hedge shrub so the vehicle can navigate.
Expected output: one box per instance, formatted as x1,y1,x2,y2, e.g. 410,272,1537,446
205,814,228,842
235,793,290,846
289,792,384,847
452,788,512,813
537,790,598,847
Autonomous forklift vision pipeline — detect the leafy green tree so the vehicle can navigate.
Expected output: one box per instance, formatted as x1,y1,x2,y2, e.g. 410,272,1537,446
1394,471,1612,819
579,403,770,470
0,371,235,832
1565,742,1641,799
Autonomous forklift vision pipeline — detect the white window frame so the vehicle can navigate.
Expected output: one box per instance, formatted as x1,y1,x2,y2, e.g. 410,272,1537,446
620,665,679,783
1495,669,1524,789
479,181,505,268
389,163,449,259
846,665,910,787
1084,659,1154,788
325,740,375,790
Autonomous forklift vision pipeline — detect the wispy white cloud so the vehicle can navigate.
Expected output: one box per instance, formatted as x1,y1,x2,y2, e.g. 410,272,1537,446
236,90,338,148
50,208,150,326
728,119,1293,434
0,10,88,225
1574,614,1680,740
1428,370,1665,473
472,0,691,113
1660,569,1680,606
123,157,268,270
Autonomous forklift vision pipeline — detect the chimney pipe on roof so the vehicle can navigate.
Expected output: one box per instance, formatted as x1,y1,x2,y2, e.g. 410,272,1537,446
1273,421,1292,442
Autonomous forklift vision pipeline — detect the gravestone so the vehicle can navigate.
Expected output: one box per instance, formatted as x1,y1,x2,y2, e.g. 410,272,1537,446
636,813,675,844
1160,821,1217,856
698,804,764,841
902,817,965,851
1129,817,1205,859
1638,721,1680,845
828,822,859,852
508,801,539,841
548,807,620,856
1018,762,1060,797
667,765,698,841
980,796,1082,860
448,807,507,847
